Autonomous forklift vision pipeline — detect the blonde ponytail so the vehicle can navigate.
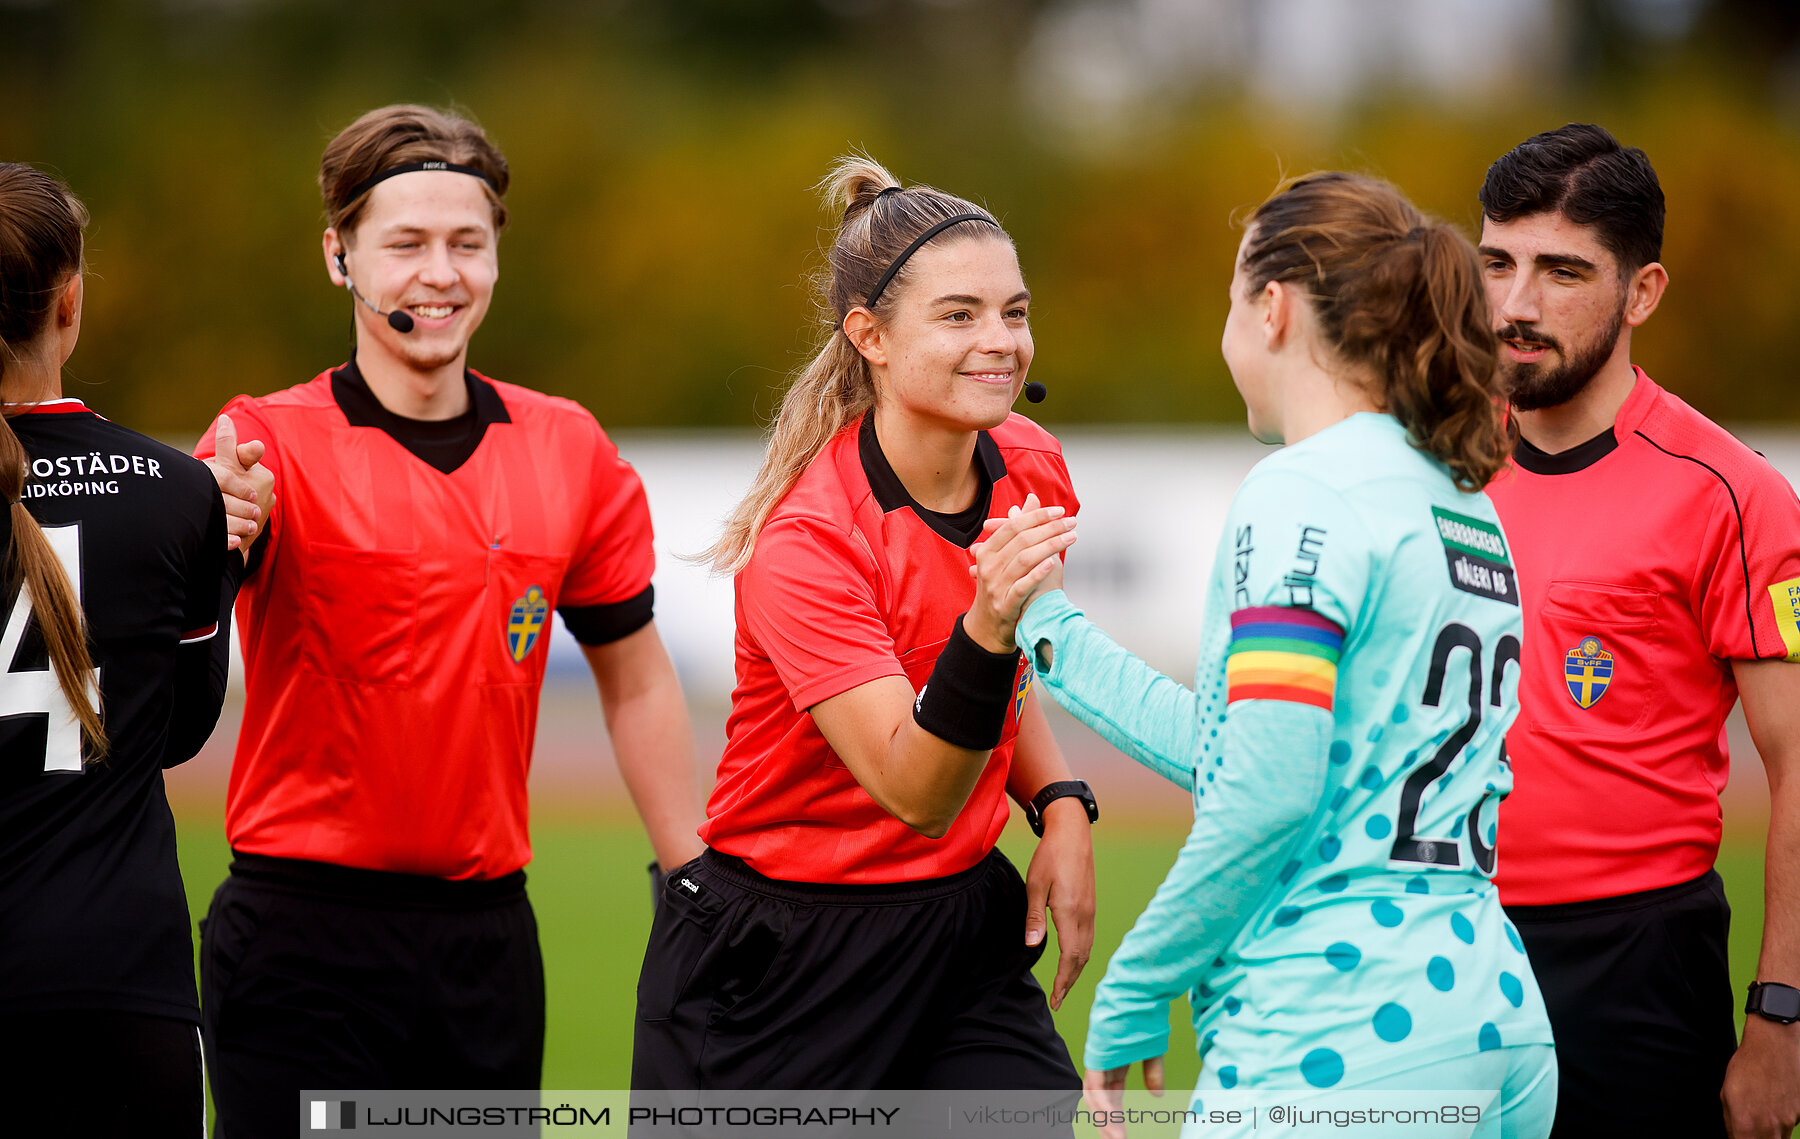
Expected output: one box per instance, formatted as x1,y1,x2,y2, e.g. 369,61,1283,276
699,335,876,573
700,153,1010,572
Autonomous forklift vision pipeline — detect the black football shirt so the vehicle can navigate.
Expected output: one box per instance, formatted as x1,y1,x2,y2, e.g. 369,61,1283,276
0,400,231,1022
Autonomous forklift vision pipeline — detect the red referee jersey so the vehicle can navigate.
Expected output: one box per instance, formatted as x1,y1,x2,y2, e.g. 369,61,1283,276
700,412,1078,884
1490,369,1800,905
196,366,655,880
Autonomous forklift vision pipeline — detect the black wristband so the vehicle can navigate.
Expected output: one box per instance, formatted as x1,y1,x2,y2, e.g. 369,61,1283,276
912,616,1021,751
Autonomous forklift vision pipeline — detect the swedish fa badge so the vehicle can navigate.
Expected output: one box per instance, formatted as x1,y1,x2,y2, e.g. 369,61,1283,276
1013,668,1032,722
507,585,549,664
1564,635,1613,709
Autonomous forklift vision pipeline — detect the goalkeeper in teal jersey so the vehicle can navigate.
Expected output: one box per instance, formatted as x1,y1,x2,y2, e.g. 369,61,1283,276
989,174,1556,1137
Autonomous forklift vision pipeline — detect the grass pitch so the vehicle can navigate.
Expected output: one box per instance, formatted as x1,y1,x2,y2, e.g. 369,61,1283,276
174,812,1768,1091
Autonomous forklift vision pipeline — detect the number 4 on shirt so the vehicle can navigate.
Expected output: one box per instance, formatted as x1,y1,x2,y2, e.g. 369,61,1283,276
0,523,95,774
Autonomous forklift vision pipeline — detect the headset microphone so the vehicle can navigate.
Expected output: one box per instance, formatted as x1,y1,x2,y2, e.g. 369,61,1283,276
334,252,416,334
1023,381,1047,403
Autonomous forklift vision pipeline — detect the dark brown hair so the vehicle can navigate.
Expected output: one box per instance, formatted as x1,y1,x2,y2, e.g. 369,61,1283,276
0,163,106,757
319,104,511,238
1480,123,1663,273
701,153,1011,573
1242,172,1510,491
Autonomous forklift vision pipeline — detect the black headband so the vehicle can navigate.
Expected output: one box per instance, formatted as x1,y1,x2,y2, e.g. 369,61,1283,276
342,161,497,207
864,213,1002,308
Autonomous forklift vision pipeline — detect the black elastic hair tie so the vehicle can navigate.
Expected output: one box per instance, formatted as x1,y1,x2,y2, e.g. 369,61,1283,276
864,213,1002,308
342,161,497,206
876,185,904,200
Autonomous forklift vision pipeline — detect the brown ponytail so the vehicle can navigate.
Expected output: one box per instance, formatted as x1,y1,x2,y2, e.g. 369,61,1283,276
699,153,1012,573
0,163,105,758
1241,172,1512,491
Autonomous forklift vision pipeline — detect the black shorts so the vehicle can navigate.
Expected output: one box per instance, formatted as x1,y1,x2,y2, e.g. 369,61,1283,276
0,1009,203,1137
201,853,545,1139
1505,869,1736,1139
632,847,1079,1091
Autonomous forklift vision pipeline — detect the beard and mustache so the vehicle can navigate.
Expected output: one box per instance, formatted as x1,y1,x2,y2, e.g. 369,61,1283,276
1496,299,1625,412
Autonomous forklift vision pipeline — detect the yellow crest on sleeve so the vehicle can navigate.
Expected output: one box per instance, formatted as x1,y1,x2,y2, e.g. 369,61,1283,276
1768,577,1800,662
1013,668,1032,722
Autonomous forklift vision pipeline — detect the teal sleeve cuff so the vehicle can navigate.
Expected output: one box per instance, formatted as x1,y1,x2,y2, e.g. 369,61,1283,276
1013,590,1207,787
1083,1021,1174,1074
1014,588,1082,661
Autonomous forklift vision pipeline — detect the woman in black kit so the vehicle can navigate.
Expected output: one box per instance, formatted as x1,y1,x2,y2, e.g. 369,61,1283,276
0,164,269,1134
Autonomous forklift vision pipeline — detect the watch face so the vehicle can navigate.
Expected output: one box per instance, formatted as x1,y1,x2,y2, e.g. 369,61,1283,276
1761,985,1800,1021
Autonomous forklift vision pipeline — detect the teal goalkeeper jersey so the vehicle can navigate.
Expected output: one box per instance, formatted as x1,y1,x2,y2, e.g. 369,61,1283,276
1017,412,1553,1090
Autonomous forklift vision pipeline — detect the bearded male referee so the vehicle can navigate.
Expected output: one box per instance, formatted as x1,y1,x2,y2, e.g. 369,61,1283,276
1479,124,1800,1139
194,104,704,1137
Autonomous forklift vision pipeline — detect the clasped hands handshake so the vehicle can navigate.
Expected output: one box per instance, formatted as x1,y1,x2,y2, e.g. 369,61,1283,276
201,413,276,558
968,493,1172,1139
963,493,1076,656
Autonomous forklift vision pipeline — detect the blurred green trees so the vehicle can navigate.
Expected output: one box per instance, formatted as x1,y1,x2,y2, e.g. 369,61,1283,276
4,0,1798,432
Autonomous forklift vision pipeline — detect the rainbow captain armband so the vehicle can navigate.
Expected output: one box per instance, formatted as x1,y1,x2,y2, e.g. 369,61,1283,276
1225,606,1344,711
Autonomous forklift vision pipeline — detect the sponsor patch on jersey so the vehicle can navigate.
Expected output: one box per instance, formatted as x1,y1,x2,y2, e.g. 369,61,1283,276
506,585,550,664
1013,667,1033,722
1768,577,1800,662
1564,635,1614,708
1431,506,1518,606
1226,605,1343,710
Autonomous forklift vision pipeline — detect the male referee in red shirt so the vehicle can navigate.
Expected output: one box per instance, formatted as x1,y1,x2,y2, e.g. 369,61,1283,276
194,105,704,1136
1478,124,1800,1139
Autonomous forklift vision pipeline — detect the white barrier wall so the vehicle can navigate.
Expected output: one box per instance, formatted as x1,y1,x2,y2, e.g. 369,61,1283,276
551,427,1800,703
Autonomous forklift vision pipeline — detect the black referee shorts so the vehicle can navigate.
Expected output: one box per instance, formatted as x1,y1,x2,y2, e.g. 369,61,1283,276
0,1009,203,1137
201,853,545,1139
1505,869,1736,1139
632,847,1079,1091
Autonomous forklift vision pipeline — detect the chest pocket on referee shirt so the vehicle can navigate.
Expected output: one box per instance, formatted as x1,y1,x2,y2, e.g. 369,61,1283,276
483,550,569,686
821,638,945,770
1533,581,1663,739
825,637,1026,766
298,542,420,686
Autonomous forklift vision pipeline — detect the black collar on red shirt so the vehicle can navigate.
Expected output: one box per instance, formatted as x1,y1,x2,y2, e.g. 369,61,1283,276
1513,427,1618,475
330,357,511,474
858,412,1007,548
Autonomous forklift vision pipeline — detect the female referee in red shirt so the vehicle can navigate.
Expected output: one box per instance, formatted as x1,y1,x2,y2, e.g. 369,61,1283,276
632,156,1094,1090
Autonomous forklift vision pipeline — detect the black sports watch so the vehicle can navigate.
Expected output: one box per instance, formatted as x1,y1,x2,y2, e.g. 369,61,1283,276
1746,981,1800,1025
1025,780,1099,837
